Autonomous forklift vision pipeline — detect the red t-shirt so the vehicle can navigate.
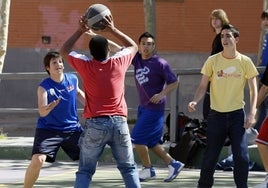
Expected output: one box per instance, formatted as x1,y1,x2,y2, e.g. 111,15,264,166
68,49,133,118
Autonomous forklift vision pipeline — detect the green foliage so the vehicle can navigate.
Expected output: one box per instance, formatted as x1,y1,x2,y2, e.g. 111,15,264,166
0,128,7,139
127,119,136,124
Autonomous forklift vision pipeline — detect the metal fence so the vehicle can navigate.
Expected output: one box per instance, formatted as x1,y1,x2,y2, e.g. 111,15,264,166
0,67,265,142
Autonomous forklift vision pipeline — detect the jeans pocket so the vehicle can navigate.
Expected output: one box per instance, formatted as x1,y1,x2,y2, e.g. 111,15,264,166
119,129,130,147
83,127,106,148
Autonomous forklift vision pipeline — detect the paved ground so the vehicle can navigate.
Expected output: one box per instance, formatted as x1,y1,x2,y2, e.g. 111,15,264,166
0,160,266,188
0,137,266,188
0,109,266,187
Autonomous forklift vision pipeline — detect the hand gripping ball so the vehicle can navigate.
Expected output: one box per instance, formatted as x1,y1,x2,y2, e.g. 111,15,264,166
84,4,112,31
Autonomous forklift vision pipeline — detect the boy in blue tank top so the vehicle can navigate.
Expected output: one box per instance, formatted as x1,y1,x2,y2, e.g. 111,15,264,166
23,51,85,188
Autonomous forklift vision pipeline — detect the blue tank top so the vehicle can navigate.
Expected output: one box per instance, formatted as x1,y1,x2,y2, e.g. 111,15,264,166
37,73,81,132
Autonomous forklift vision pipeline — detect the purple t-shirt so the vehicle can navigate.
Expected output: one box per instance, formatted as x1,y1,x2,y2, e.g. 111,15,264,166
132,53,177,110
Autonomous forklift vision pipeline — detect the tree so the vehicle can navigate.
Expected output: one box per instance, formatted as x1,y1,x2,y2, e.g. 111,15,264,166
0,0,10,73
143,0,156,37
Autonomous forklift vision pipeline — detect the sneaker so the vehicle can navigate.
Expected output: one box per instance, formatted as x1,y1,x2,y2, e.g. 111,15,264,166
253,174,268,188
139,167,156,182
164,160,185,182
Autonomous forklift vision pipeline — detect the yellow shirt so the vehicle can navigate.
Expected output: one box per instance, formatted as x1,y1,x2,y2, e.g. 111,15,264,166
201,52,258,112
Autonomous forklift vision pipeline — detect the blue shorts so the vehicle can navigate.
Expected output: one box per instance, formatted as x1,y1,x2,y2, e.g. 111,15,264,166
131,106,164,148
31,128,82,162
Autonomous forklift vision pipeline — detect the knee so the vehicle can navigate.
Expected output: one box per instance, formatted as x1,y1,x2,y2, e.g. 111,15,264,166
30,154,46,169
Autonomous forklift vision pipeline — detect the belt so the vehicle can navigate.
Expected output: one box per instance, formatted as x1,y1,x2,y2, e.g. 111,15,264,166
91,115,126,120
93,115,111,118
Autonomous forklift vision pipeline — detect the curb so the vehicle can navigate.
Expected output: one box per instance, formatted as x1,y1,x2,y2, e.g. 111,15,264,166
0,137,264,170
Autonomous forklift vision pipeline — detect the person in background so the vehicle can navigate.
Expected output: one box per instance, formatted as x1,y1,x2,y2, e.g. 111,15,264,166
255,9,268,131
188,24,258,188
23,51,85,188
203,9,230,121
60,15,141,188
254,64,268,188
131,32,184,182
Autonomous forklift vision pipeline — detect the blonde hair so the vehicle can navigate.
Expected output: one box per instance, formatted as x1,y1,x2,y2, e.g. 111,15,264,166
210,9,230,31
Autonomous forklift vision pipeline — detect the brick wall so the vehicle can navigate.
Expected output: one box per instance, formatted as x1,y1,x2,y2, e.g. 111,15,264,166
0,0,261,124
8,0,263,53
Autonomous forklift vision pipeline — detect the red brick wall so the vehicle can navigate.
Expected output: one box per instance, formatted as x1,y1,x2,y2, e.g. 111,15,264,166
8,0,262,53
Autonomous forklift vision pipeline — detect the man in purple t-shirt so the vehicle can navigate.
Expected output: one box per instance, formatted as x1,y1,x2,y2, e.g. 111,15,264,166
131,32,184,182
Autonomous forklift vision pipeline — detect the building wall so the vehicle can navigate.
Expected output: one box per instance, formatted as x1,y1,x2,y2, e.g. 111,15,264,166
8,0,262,53
0,1,263,122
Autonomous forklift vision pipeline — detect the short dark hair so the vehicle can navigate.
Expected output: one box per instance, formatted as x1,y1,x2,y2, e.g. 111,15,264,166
43,51,63,75
89,35,109,61
221,24,240,38
261,9,268,19
138,32,155,44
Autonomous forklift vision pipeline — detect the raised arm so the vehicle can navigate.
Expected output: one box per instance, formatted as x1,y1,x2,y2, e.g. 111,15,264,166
60,16,89,60
60,15,137,60
101,15,138,56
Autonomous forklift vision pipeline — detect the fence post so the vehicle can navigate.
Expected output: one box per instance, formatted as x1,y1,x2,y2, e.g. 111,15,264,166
169,76,179,143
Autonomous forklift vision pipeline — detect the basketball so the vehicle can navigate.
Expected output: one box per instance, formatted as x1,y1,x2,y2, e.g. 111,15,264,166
84,4,112,31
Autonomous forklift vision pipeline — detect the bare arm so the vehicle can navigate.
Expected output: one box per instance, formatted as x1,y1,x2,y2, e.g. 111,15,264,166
150,81,178,104
60,19,87,60
37,86,60,117
102,15,137,56
60,15,137,60
257,84,268,107
188,75,209,112
245,77,258,128
76,87,85,106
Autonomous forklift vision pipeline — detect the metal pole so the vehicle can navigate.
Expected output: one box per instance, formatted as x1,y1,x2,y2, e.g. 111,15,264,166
169,76,180,142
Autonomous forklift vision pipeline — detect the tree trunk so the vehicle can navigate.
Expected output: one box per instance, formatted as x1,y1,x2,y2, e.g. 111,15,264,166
143,0,156,37
0,0,10,73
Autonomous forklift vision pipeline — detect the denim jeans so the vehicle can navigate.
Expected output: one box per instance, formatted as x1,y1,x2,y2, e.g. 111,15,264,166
198,109,249,188
74,116,141,188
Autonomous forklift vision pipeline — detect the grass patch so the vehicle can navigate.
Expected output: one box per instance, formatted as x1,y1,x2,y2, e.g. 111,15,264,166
0,128,7,139
127,119,136,124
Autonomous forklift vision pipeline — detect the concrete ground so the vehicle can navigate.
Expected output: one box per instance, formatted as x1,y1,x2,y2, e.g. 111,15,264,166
0,160,266,188
0,115,266,188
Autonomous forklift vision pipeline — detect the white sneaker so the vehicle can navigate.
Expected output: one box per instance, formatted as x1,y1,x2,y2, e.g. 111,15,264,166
253,175,268,188
139,167,156,182
164,160,185,182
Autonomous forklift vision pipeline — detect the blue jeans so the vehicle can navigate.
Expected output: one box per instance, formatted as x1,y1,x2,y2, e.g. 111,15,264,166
74,116,141,188
198,109,249,188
